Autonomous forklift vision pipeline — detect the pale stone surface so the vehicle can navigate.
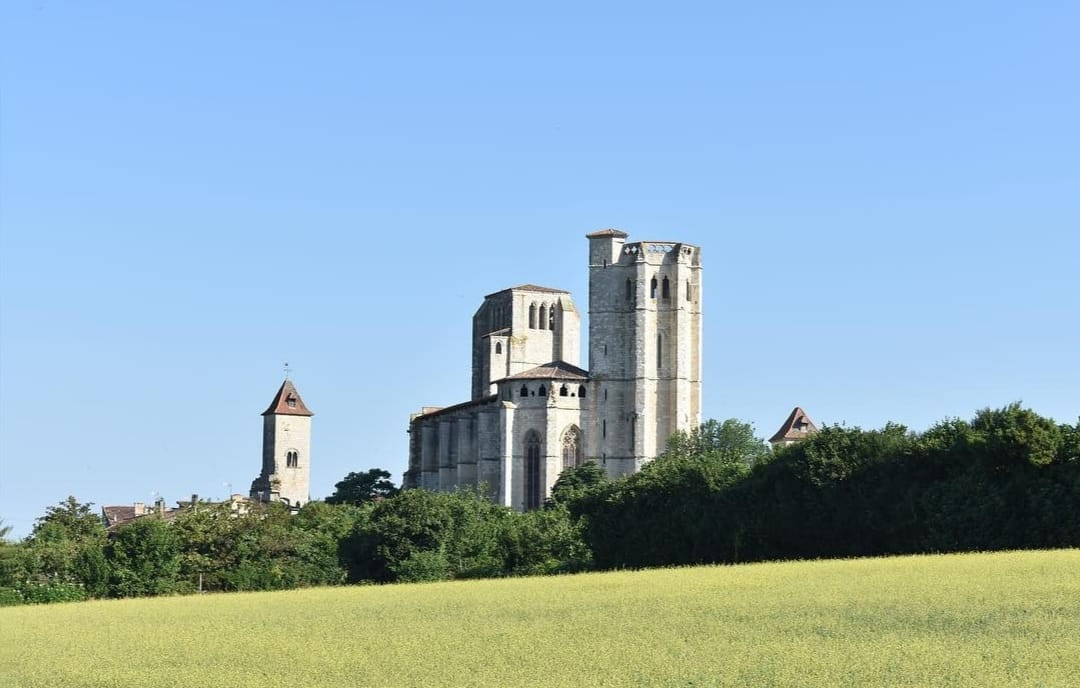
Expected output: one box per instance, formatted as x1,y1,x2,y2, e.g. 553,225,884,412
405,231,702,510
250,382,312,509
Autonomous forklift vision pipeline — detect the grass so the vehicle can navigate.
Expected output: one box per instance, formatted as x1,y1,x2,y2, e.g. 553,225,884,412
2,550,1078,687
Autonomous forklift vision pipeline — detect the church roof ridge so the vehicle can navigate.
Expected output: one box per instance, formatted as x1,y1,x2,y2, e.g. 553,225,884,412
500,360,590,381
768,406,817,443
262,379,314,417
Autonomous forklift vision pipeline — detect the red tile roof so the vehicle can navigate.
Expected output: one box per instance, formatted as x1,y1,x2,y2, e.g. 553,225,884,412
262,379,314,417
769,406,819,444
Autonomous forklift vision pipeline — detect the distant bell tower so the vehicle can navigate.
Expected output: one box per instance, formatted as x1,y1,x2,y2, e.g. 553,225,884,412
250,378,313,509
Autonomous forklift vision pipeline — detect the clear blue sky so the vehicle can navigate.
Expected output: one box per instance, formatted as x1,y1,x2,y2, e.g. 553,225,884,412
2,2,1077,539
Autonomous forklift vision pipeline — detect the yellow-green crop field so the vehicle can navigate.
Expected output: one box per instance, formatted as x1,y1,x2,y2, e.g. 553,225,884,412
2,550,1078,687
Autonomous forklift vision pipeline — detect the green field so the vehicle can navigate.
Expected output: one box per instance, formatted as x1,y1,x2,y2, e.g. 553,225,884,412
2,550,1078,687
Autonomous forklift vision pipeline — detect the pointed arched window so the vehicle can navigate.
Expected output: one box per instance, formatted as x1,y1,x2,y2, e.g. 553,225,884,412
539,304,548,330
561,425,583,470
549,304,557,331
495,341,502,354
525,431,542,510
520,384,529,398
662,276,670,299
538,384,547,397
650,277,658,299
559,384,569,397
286,451,299,468
529,303,537,329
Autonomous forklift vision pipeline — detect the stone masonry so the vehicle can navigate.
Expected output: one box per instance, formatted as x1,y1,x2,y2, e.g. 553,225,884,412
405,230,702,510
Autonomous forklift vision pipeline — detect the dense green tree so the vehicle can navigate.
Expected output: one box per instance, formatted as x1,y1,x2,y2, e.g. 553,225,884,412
108,517,181,597
663,419,771,467
547,461,607,507
326,469,400,506
23,497,109,593
970,402,1063,468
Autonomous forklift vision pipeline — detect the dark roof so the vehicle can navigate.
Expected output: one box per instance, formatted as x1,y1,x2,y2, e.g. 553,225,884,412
410,395,500,422
485,284,569,298
586,228,628,238
500,361,590,382
102,505,182,531
769,406,819,443
262,379,314,417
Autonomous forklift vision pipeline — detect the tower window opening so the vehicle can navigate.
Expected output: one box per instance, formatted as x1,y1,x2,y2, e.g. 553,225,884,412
662,276,670,300
625,278,633,301
657,334,663,369
539,384,547,397
602,419,607,438
495,341,503,354
559,385,569,397
686,281,692,301
539,304,548,330
650,277,658,299
549,307,556,331
286,451,299,468
286,395,297,409
529,303,537,329
520,385,529,398
579,385,587,398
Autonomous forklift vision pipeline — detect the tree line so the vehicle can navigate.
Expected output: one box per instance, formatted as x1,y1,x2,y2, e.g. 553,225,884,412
1,403,1076,605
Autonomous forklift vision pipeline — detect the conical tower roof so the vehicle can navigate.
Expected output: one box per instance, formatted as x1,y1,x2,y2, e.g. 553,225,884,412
262,379,313,417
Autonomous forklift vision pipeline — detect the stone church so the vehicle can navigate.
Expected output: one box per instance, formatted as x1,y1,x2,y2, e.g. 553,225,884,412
404,229,703,510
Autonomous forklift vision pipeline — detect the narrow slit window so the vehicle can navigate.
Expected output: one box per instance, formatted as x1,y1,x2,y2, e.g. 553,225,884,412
539,304,548,330
650,277,658,299
662,277,670,299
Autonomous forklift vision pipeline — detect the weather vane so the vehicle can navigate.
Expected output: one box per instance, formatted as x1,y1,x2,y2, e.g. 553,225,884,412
284,362,291,380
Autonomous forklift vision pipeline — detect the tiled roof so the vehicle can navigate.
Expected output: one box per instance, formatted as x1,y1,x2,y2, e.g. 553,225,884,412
501,361,590,381
485,284,569,298
102,504,182,531
769,406,819,444
262,379,314,417
586,228,628,238
411,395,499,421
